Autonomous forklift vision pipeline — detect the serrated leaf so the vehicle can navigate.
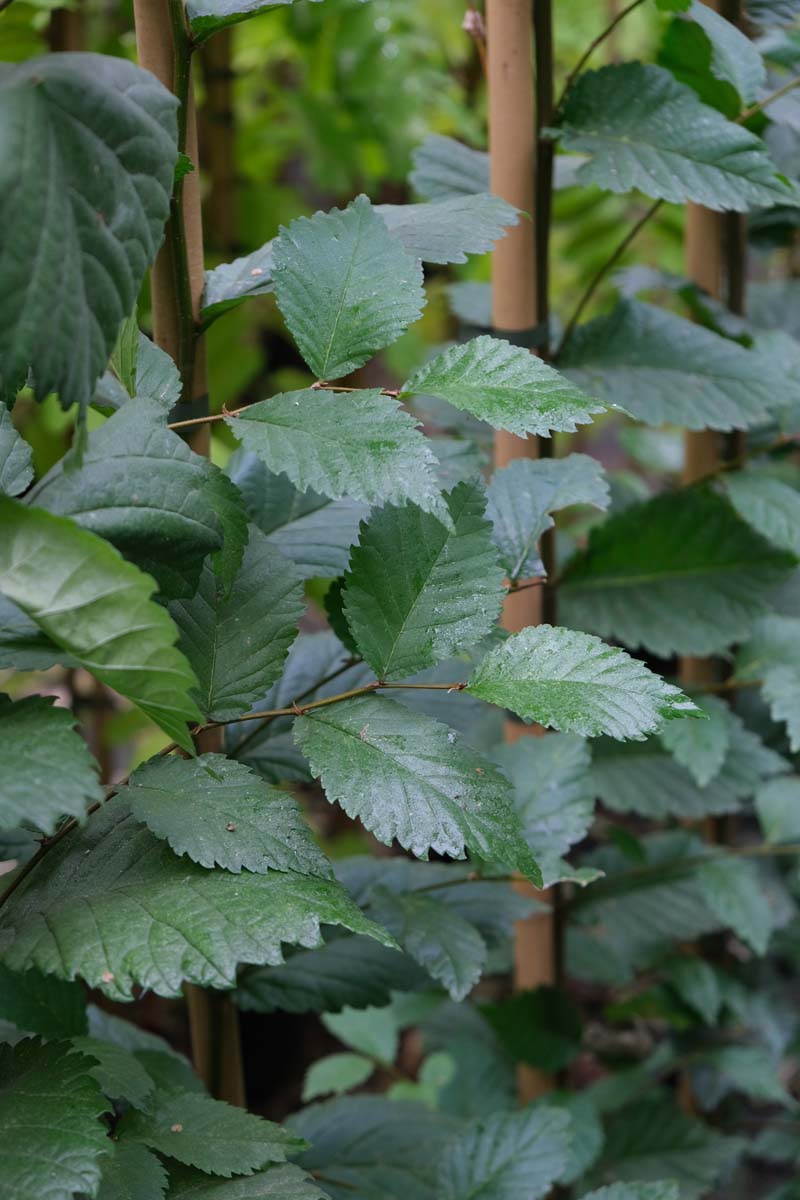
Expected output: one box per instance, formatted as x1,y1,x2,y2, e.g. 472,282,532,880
685,0,766,104
403,337,603,437
227,389,446,520
737,614,800,749
124,753,331,877
722,466,800,554
28,401,234,600
756,775,800,842
273,195,424,380
94,333,181,414
438,1106,571,1200
0,1038,110,1200
166,1164,326,1199
467,625,696,740
560,300,794,430
0,692,103,834
367,889,488,1001
201,241,275,326
97,1144,168,1200
237,933,428,1015
226,449,366,579
697,857,776,954
186,0,322,42
0,964,87,1038
556,63,798,210
375,195,518,264
486,455,609,580
342,480,504,681
409,134,489,199
295,694,541,882
0,408,32,497
658,693,731,787
492,734,595,887
0,798,394,1001
559,488,795,657
0,54,177,413
170,530,303,721
72,1035,155,1109
119,1089,303,1177
0,499,201,750
302,1052,374,1101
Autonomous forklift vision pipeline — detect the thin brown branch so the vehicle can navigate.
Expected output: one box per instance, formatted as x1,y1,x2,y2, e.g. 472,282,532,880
555,0,648,113
740,74,800,122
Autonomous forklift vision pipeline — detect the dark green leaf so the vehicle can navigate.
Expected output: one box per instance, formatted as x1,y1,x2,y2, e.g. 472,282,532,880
482,987,583,1073
124,752,331,876
72,1035,155,1108
97,1144,167,1200
166,1164,326,1199
0,499,201,750
697,857,776,954
438,1105,570,1200
685,0,766,104
0,54,177,412
0,964,87,1038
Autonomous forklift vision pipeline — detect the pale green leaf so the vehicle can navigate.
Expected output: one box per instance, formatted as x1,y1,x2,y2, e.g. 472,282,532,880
0,54,178,413
110,310,139,397
0,408,32,497
0,499,201,750
722,466,800,554
658,693,731,787
0,1038,110,1200
201,242,275,326
0,692,102,835
737,615,800,749
294,694,542,883
273,195,424,380
170,530,303,721
375,195,518,264
560,300,794,430
322,1004,399,1063
467,624,697,740
342,480,505,681
486,455,609,580
756,775,800,842
686,0,766,104
118,1089,303,1176
557,63,798,210
124,753,331,877
94,333,181,414
97,1144,167,1200
166,1164,326,1199
410,134,489,199
697,857,776,954
559,489,795,657
0,798,394,1001
302,1053,374,1101
492,734,595,887
438,1106,571,1200
403,336,603,437
0,965,87,1039
227,389,446,521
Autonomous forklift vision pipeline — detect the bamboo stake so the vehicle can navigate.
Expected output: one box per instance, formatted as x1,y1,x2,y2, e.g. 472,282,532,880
134,0,244,1105
487,0,554,1101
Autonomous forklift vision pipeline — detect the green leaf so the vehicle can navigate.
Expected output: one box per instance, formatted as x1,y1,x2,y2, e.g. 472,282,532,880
737,614,800,749
0,54,178,413
203,465,249,596
170,531,303,721
367,889,488,1001
467,624,697,739
697,857,776,954
322,1003,400,1063
659,17,743,118
202,242,275,326
227,450,366,580
447,281,492,328
0,692,103,834
0,798,394,1001
226,389,446,520
237,933,428,1016
97,1144,167,1200
94,333,182,414
722,466,800,554
375,195,518,264
581,1185,679,1200
403,337,603,438
342,480,505,681
410,134,489,199
482,987,583,1073
560,300,794,430
302,1052,374,1101
438,1106,571,1200
486,455,609,581
0,1038,110,1200
124,753,331,877
556,63,799,210
294,694,542,883
685,0,766,104
559,488,795,657
658,693,731,787
492,734,595,887
110,310,140,397
186,0,322,42
166,1164,326,1199
273,195,424,380
0,964,87,1038
119,1089,303,1176
594,1095,742,1199
0,499,201,750
0,408,32,496
693,1044,792,1108
756,775,800,842
72,1035,156,1109
664,957,722,1025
